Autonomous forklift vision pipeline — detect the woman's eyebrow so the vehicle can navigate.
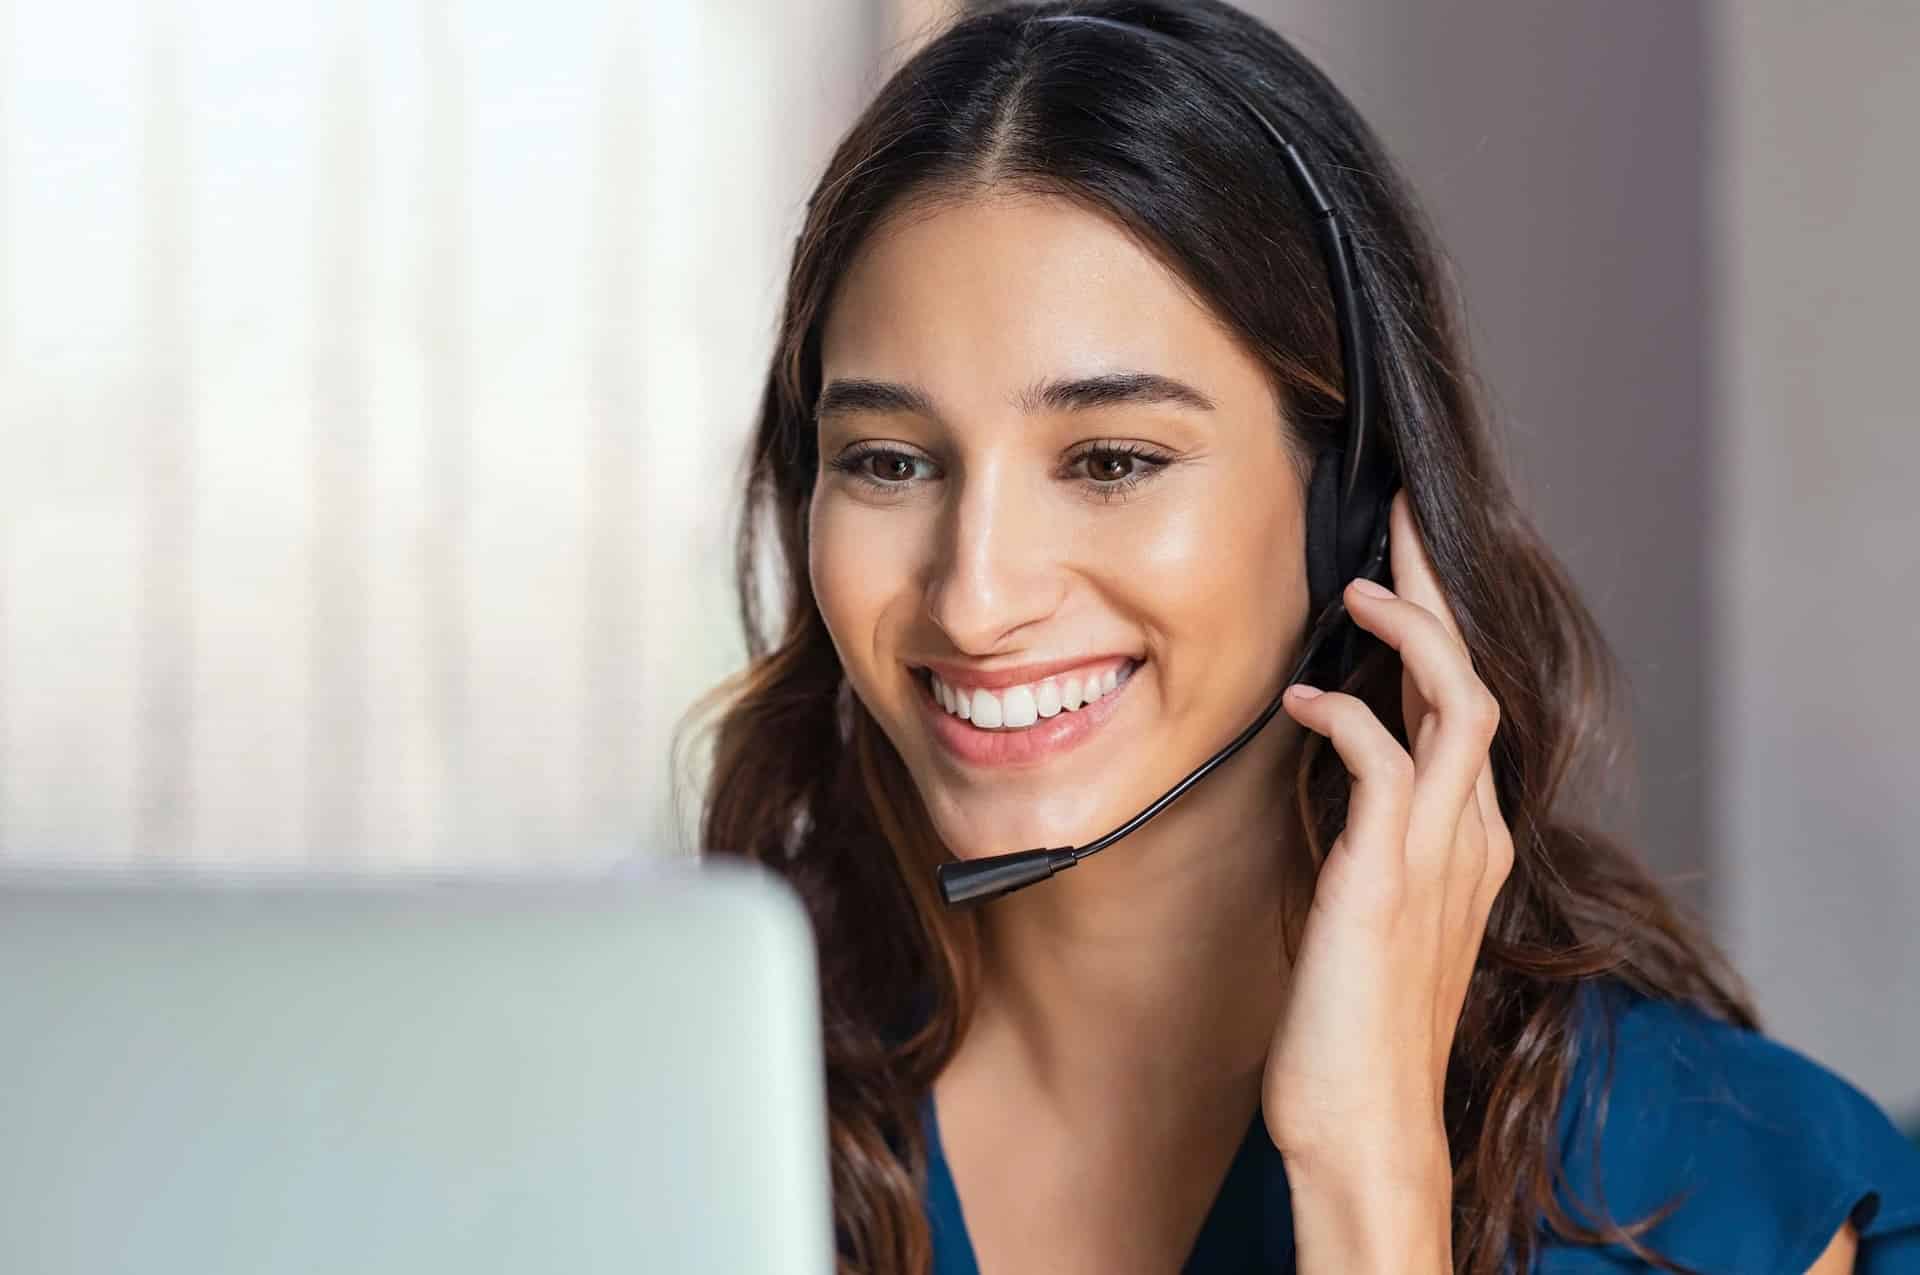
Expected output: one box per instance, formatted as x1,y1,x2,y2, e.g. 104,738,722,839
813,370,1217,423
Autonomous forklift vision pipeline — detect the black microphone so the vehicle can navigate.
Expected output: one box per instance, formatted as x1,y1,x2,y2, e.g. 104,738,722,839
934,517,1392,907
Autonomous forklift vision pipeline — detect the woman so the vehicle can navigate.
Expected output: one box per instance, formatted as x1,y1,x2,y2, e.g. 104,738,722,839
697,2,1920,1271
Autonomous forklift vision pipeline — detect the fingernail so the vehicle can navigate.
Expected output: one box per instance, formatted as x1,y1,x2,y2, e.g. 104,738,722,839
1287,684,1323,700
1349,578,1393,599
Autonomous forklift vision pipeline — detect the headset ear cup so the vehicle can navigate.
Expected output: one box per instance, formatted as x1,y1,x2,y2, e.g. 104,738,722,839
1305,447,1346,620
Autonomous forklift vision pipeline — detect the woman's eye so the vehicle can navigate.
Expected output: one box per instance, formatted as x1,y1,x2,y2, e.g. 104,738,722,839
1066,443,1174,502
825,437,1167,499
865,452,921,482
827,446,936,488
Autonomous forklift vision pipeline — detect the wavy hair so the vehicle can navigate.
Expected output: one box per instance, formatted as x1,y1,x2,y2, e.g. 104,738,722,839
693,2,1756,1270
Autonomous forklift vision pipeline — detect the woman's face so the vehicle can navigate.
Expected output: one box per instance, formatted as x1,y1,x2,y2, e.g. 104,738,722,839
810,191,1311,860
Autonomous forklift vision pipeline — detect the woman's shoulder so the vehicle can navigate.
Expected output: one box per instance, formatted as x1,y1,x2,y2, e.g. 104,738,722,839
1535,978,1920,1272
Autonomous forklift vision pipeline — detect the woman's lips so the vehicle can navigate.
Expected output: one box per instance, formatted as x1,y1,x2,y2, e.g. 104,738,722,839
916,659,1139,768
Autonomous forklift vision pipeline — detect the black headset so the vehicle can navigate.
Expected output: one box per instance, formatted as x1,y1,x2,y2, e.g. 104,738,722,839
935,12,1402,907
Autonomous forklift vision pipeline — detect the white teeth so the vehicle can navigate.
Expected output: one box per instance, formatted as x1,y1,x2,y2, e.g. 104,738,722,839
1034,680,1062,718
927,662,1133,731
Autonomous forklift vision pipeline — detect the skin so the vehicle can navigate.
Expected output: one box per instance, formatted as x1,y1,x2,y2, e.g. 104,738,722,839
807,190,1855,1274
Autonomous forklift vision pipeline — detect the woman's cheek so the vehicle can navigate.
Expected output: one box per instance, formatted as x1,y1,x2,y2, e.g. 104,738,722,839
808,496,916,675
1097,497,1217,626
806,497,859,651
1117,497,1211,578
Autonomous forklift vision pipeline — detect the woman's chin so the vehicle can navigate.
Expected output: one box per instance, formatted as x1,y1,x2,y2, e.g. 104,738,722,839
931,810,1093,860
915,774,1131,861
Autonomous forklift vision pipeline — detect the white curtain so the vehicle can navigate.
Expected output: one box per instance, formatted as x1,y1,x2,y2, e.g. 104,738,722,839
0,0,876,869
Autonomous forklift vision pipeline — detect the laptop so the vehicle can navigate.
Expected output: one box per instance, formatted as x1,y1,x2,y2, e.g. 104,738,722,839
0,858,832,1275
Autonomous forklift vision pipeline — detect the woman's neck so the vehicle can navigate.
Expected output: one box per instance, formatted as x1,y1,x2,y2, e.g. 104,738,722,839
959,744,1304,1129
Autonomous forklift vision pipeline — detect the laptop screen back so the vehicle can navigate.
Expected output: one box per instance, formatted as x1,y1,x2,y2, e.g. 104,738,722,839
0,862,831,1275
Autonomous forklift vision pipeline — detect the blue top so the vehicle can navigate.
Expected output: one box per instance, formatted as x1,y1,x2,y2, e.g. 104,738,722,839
920,980,1920,1273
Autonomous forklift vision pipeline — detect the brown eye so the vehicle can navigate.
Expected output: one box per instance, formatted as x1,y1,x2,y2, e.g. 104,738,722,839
867,453,916,482
1066,442,1173,500
838,449,932,484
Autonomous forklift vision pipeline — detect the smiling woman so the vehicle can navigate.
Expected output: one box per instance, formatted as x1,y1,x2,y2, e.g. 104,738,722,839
807,192,1309,864
692,2,1920,1273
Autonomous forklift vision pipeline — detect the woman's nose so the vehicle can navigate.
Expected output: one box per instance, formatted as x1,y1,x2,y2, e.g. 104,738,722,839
922,466,1065,654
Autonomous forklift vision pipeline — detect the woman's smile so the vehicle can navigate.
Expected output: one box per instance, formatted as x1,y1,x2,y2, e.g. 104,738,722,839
913,656,1141,768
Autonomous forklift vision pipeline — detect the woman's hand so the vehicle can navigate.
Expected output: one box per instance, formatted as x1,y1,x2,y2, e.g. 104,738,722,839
1265,489,1515,1273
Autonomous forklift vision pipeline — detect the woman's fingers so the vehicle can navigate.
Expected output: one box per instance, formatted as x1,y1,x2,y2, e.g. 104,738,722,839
1340,575,1499,864
1373,490,1512,1001
1331,491,1504,1050
1439,763,1491,935
1385,491,1468,650
1429,761,1498,1027
1282,686,1414,917
1469,757,1514,921
1382,492,1463,746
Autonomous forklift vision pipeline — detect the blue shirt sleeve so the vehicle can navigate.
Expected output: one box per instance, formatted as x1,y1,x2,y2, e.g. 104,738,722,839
1536,981,1920,1273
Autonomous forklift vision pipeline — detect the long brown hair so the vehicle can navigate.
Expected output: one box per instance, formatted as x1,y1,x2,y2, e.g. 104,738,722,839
693,2,1756,1270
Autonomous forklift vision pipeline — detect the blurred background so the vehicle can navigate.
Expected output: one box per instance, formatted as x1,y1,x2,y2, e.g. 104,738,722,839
0,0,1912,1121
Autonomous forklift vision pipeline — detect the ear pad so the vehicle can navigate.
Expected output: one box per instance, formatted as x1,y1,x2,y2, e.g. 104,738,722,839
1305,446,1346,620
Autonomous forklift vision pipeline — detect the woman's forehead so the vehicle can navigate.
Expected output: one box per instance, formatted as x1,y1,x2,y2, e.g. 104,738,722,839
820,193,1271,423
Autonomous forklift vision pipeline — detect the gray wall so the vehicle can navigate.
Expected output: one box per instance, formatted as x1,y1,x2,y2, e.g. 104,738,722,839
1711,0,1920,1120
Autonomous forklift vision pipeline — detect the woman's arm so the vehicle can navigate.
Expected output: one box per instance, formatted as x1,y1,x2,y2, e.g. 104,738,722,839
1285,1160,1452,1275
1804,1217,1859,1274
